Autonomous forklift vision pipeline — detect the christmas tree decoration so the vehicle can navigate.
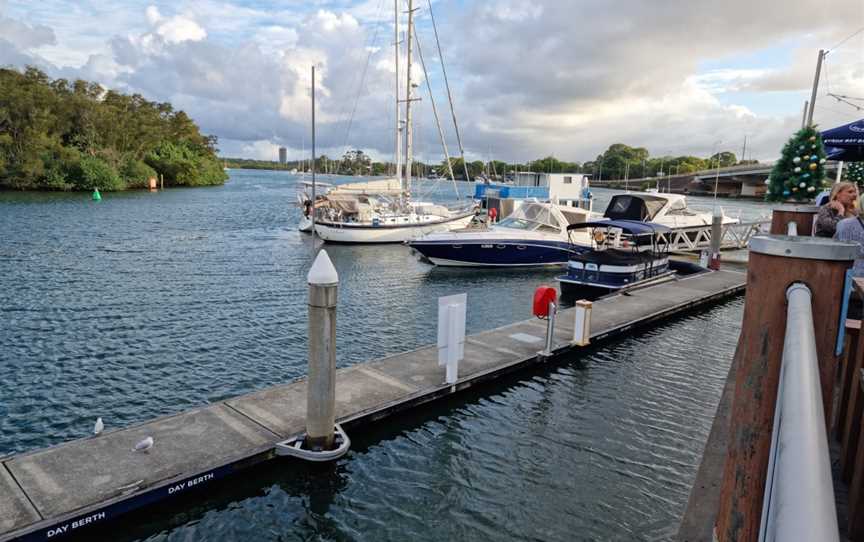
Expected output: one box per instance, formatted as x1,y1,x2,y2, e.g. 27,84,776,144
846,162,864,187
766,125,828,202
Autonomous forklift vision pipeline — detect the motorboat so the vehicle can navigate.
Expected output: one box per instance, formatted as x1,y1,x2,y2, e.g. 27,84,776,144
557,220,677,300
603,193,739,227
408,192,734,268
556,219,708,300
408,201,596,267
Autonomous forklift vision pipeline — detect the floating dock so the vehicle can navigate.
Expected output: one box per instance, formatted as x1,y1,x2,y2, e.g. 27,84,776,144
0,269,746,542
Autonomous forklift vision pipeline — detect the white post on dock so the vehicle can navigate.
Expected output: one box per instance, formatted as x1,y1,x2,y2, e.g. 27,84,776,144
572,300,592,346
306,249,338,451
438,293,466,385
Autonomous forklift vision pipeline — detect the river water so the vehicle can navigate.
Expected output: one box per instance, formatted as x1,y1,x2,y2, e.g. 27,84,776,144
0,170,759,540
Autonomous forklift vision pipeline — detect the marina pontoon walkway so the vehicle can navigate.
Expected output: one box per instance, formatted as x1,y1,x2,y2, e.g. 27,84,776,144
0,269,746,542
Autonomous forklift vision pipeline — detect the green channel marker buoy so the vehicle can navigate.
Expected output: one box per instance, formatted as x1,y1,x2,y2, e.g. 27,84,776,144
92,188,101,201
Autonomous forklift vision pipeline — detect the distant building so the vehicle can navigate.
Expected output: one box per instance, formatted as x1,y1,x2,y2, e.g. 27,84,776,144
278,147,287,165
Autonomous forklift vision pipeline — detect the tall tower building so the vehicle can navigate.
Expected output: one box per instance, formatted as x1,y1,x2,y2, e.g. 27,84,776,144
278,147,287,165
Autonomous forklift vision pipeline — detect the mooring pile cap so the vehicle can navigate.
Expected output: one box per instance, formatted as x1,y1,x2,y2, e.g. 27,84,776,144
308,249,339,285
749,234,859,261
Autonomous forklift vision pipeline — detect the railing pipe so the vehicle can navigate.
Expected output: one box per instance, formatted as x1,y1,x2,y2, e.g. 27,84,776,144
759,283,838,542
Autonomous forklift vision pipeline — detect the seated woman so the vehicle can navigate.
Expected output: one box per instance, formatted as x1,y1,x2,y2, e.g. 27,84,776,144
834,192,863,318
815,181,859,237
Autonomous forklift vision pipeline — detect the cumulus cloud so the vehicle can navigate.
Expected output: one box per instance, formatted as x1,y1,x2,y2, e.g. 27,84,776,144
0,3,57,68
143,5,206,43
2,0,863,162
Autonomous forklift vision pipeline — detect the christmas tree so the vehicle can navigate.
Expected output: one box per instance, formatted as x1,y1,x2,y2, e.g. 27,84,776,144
846,162,864,186
765,125,828,202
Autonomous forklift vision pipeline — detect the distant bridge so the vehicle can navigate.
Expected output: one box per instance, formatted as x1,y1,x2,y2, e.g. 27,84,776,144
590,162,841,198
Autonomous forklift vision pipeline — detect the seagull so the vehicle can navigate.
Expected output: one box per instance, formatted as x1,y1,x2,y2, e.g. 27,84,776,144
132,436,154,453
94,417,104,436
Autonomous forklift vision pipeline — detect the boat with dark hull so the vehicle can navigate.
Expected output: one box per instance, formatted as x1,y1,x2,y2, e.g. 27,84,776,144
557,220,692,300
408,201,595,267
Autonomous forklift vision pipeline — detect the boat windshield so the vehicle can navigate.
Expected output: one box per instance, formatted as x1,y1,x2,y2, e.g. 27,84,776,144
497,203,561,232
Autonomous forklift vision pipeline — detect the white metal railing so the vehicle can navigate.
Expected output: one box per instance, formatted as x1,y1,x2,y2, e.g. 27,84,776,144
759,283,839,542
655,220,770,252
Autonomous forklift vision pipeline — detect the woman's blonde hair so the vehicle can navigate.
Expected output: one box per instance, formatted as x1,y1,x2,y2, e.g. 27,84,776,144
830,181,860,216
830,181,858,201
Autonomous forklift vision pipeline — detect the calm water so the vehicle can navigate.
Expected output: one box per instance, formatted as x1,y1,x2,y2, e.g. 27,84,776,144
0,171,751,540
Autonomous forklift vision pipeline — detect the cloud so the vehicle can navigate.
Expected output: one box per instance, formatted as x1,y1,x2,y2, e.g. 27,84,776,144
0,13,56,50
143,5,206,43
2,0,863,163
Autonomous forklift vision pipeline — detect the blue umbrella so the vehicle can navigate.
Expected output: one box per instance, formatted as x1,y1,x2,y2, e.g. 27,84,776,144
821,119,864,161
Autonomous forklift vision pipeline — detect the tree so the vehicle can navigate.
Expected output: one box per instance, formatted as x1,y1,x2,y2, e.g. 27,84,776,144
0,66,226,191
846,162,864,187
766,126,828,202
597,144,649,179
341,149,371,175
708,151,738,168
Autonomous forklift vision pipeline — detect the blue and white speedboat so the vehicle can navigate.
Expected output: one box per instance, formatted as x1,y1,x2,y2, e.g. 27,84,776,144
557,220,676,300
408,201,595,267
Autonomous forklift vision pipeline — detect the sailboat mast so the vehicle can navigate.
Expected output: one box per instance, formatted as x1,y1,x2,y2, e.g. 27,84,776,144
311,65,317,238
404,0,415,194
394,0,402,185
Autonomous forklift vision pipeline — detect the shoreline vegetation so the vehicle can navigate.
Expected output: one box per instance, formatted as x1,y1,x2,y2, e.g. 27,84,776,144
0,67,226,192
222,144,754,181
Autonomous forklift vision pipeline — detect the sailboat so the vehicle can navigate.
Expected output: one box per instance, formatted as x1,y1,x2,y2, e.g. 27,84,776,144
312,0,476,243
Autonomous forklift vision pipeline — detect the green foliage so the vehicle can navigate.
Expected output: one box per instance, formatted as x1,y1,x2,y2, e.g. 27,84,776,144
75,155,124,191
707,151,738,168
0,66,225,191
845,162,864,186
145,141,226,186
766,126,827,202
121,157,157,188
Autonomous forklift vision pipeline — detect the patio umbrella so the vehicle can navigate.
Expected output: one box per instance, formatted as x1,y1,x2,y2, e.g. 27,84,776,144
821,119,864,161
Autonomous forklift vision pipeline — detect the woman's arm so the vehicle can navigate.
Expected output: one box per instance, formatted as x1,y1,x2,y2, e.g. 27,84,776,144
815,204,842,237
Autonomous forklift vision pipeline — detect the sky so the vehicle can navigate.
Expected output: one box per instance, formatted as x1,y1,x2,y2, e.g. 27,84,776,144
2,0,863,165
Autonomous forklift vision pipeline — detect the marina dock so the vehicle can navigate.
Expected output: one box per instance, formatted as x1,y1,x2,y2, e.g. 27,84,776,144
0,269,746,542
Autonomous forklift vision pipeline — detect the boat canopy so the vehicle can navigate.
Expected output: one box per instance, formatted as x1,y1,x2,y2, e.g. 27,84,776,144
603,195,667,221
566,219,671,235
331,178,404,196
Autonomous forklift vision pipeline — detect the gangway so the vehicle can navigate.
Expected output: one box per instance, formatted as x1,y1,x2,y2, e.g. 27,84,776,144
655,220,770,252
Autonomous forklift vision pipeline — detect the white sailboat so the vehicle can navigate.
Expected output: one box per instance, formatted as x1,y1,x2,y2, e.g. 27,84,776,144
312,0,476,243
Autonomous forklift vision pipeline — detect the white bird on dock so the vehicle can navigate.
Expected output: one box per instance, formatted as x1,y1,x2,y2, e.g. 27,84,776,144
94,417,104,436
132,436,154,453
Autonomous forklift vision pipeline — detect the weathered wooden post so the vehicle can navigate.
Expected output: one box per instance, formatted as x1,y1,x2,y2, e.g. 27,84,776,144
306,249,338,451
770,205,819,236
714,235,856,541
709,210,722,270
